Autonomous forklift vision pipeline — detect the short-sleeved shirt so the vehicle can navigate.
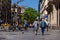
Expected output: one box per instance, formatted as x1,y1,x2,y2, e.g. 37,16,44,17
33,21,38,27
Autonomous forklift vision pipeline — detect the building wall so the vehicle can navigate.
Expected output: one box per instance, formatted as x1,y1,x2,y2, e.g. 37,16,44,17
40,0,60,29
11,5,25,24
21,7,25,13
0,0,2,17
1,0,11,23
47,1,58,29
47,14,51,28
52,5,57,27
40,0,48,18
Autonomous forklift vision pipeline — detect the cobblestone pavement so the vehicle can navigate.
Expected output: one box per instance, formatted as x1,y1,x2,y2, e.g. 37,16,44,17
0,29,60,40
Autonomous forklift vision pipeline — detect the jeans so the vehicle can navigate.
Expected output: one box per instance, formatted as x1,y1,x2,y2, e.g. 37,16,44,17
41,27,45,35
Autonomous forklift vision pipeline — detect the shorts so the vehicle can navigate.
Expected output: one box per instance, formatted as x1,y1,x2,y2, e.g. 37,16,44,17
34,27,38,31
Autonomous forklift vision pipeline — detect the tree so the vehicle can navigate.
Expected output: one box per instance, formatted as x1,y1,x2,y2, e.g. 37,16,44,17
21,8,38,23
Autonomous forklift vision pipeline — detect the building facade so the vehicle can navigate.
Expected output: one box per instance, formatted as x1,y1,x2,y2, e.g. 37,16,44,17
11,4,25,24
0,0,2,16
11,4,25,15
40,0,60,29
0,0,11,24
40,0,48,18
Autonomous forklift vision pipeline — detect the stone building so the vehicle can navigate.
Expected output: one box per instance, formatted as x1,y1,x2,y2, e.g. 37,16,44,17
11,4,25,15
40,0,48,18
47,0,60,29
40,0,60,29
11,4,25,24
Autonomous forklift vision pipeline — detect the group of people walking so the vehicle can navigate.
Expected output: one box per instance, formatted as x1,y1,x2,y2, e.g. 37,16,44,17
33,18,49,35
9,18,49,36
24,18,49,35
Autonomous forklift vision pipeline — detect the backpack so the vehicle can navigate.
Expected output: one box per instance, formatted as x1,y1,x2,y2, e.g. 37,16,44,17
40,21,47,28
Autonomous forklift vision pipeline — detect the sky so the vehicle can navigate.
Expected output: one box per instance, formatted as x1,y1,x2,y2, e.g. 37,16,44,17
12,0,39,10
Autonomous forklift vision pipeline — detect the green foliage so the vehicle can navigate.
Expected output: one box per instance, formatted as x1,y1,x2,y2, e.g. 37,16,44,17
21,7,38,23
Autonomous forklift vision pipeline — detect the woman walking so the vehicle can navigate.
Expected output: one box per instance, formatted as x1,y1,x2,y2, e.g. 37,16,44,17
33,19,39,35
